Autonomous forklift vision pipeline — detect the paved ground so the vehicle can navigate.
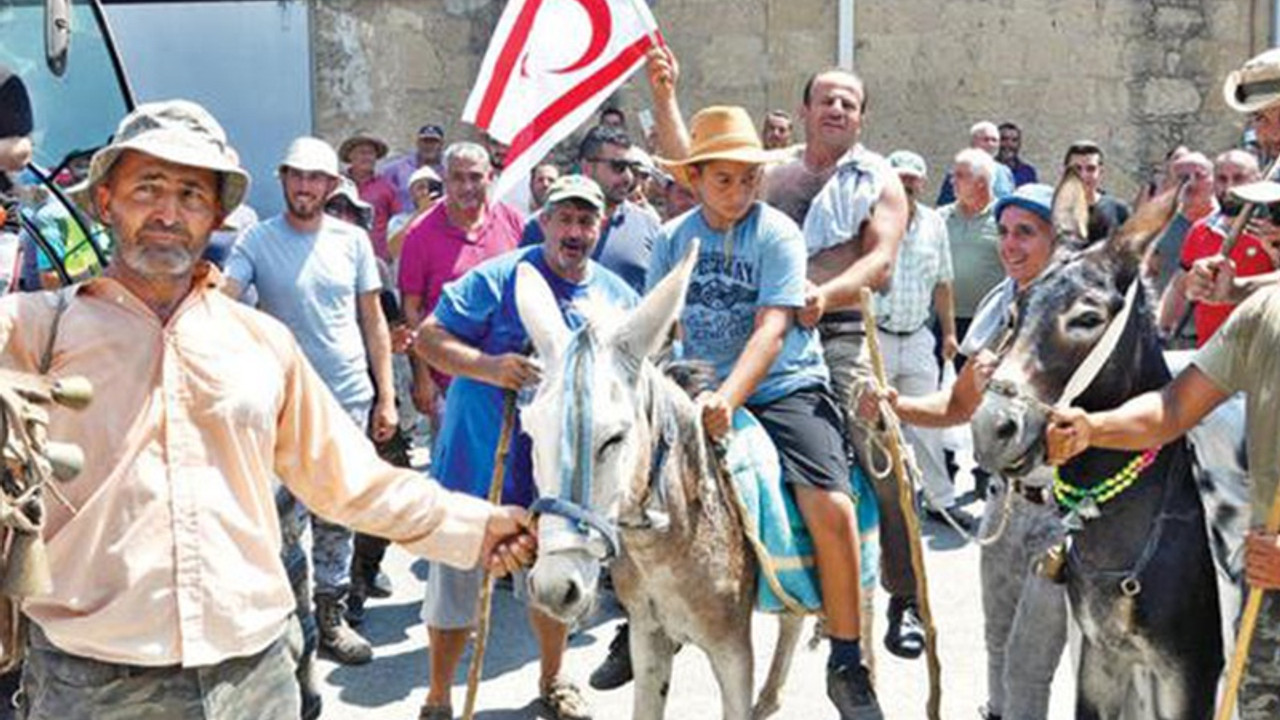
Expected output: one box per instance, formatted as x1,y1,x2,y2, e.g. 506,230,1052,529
317,493,1079,719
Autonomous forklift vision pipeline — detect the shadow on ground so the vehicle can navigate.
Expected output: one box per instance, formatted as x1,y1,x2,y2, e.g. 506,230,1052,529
324,576,622,710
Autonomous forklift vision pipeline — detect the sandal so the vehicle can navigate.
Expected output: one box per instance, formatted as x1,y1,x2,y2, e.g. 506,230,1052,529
417,703,452,720
540,677,592,720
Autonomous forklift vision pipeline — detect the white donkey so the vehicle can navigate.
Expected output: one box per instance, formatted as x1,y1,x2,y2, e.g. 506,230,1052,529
514,244,804,720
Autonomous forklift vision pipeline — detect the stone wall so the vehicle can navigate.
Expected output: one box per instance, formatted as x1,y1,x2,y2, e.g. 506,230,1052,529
311,0,1266,197
854,0,1265,199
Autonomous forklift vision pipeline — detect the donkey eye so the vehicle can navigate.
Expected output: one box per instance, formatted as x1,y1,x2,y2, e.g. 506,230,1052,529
597,433,625,459
1067,312,1106,331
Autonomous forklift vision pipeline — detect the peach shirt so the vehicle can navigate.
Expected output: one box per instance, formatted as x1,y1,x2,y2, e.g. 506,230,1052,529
0,265,490,666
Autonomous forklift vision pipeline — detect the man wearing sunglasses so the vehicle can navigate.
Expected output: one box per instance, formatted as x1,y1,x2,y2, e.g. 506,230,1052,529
521,125,659,295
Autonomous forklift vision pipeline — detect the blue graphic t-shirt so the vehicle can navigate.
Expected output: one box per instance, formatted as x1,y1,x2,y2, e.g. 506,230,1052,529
646,203,828,406
432,245,638,505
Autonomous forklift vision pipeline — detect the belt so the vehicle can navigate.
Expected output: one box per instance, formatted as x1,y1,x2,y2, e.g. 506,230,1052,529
1011,478,1049,505
818,311,864,338
876,324,927,338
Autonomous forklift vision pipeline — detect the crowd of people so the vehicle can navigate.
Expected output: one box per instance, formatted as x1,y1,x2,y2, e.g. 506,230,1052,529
3,34,1280,720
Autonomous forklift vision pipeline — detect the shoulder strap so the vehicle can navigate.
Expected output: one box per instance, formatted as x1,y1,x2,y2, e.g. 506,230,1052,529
39,287,73,375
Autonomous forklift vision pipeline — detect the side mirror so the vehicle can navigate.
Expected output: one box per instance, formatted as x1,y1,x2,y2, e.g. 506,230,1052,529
45,0,72,77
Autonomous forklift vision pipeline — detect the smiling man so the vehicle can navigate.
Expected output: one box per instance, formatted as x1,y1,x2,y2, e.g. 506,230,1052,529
414,174,636,720
224,136,398,669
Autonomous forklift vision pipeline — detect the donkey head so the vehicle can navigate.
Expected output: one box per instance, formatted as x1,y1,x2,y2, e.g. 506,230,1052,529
971,178,1178,477
515,243,698,623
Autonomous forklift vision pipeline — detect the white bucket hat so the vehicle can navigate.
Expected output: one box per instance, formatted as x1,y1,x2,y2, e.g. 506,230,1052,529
86,99,250,219
278,137,340,178
1224,48,1280,114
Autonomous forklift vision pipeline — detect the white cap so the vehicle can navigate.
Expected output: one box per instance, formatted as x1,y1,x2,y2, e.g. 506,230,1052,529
278,137,339,178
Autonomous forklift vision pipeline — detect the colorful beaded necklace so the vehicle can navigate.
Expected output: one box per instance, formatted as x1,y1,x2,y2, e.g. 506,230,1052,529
1052,446,1160,514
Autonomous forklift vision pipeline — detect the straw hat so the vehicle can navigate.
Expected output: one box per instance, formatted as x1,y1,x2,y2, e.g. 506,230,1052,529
85,100,250,220
655,106,784,187
1224,48,1280,114
338,130,389,163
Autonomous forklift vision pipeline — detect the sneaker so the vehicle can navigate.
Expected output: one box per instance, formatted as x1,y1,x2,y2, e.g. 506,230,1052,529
884,595,925,659
827,663,884,720
589,623,633,690
316,596,373,665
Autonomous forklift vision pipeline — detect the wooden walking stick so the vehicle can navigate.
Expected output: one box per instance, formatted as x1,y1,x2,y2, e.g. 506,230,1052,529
1214,481,1280,720
859,288,942,720
462,389,520,720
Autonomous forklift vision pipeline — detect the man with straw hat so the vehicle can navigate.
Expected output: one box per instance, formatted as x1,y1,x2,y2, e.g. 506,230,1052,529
647,105,884,720
1048,49,1280,719
0,100,532,719
341,129,401,261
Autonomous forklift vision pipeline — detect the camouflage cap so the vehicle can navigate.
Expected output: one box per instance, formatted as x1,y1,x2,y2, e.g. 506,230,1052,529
545,174,606,211
86,99,250,219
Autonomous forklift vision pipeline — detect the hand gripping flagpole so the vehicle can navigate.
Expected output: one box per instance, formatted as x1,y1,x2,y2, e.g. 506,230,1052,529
861,288,942,720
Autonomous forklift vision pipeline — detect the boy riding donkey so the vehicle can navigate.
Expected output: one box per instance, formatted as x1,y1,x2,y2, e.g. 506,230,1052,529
646,106,885,719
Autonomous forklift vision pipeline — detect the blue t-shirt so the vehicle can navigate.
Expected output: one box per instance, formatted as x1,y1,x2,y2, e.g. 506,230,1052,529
432,245,638,504
225,215,382,409
646,203,828,406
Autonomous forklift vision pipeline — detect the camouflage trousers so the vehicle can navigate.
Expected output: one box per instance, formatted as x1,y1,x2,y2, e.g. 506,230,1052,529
282,400,371,599
18,621,302,720
1240,589,1280,719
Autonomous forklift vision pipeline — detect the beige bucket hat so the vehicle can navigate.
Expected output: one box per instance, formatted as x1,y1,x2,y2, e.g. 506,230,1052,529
85,99,250,219
338,130,389,163
1224,48,1280,114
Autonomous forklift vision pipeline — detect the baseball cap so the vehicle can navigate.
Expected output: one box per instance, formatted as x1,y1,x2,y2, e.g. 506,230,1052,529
418,124,445,140
278,137,340,178
86,99,250,219
994,183,1055,224
887,150,927,179
545,175,605,210
408,165,442,190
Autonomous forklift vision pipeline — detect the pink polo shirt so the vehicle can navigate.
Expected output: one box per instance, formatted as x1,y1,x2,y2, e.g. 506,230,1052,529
398,201,523,385
353,174,402,260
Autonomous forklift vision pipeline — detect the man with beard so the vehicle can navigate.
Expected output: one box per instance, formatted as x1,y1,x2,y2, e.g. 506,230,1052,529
521,125,658,295
0,100,531,720
413,175,634,720
224,136,396,667
398,142,523,427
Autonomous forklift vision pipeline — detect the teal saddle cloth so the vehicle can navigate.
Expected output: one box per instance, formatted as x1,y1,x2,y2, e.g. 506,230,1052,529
726,410,881,614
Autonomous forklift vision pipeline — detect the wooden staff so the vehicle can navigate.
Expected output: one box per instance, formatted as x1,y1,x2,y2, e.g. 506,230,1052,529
462,389,520,720
859,288,942,720
1214,482,1280,720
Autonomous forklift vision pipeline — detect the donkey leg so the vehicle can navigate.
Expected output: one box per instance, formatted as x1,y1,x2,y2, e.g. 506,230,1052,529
706,624,755,720
752,613,804,720
629,617,679,720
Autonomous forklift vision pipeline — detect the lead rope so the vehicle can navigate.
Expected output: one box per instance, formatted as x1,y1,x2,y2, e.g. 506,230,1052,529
849,378,1016,547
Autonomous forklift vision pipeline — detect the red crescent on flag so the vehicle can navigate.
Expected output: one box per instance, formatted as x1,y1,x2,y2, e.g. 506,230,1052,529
519,0,612,78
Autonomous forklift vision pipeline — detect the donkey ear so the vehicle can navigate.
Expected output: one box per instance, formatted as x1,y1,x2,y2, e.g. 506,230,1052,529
1052,170,1089,245
516,263,571,364
1107,183,1179,262
615,239,700,363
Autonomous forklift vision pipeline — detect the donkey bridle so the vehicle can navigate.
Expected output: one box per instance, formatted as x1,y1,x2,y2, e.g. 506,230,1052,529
528,330,621,559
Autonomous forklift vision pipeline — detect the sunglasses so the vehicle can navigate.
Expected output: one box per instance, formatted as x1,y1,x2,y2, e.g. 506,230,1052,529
1223,199,1280,225
588,157,639,174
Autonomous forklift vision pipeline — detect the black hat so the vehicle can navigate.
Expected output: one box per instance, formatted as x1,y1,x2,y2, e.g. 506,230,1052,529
0,66,33,139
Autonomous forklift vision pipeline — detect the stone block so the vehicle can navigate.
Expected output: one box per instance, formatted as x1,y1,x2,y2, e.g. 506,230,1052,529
1140,77,1202,116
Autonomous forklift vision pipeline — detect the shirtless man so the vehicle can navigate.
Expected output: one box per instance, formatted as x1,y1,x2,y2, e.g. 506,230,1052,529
644,47,916,658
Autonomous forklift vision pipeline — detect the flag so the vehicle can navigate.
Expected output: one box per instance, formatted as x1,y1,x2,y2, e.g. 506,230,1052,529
463,0,662,201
